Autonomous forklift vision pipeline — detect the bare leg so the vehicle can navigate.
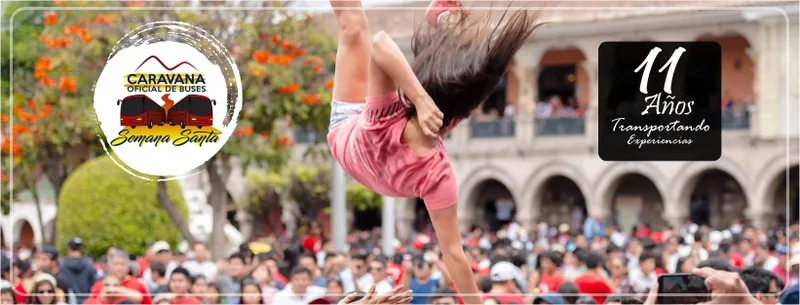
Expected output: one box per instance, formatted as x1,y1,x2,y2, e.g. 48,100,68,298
330,0,371,103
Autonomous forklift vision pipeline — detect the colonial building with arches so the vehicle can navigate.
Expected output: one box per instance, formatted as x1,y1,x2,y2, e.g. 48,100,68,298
317,0,800,239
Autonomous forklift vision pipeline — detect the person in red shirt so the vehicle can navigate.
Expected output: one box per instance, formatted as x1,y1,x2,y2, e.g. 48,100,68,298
537,251,565,294
483,262,525,305
301,221,325,254
136,242,156,278
84,274,124,305
573,251,613,304
89,251,152,304
165,267,202,304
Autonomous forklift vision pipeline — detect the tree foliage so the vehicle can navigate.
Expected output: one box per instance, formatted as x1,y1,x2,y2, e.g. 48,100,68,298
57,154,187,257
2,0,337,250
346,183,382,212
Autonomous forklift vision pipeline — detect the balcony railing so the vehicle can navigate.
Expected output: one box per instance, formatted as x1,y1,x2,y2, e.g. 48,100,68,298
722,107,750,130
469,118,516,138
536,116,586,136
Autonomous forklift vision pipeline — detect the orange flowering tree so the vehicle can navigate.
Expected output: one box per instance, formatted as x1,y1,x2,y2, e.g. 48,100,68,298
175,2,336,257
4,1,336,253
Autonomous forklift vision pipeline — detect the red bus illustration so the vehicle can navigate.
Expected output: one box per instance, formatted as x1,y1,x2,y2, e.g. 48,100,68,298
168,95,216,129
117,95,166,129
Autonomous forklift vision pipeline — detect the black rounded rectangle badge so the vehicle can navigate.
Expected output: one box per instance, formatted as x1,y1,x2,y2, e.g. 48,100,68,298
598,41,722,161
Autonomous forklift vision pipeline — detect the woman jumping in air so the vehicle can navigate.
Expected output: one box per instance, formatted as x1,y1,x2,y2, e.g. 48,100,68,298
326,0,539,303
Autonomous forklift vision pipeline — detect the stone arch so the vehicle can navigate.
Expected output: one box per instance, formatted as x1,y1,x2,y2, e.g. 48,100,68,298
458,165,518,230
672,156,751,207
672,157,751,228
520,161,591,223
14,219,35,250
754,152,800,226
594,162,669,218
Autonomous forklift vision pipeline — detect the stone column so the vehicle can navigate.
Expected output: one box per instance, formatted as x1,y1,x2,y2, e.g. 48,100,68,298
755,20,785,139
663,203,689,229
395,198,416,242
581,58,599,149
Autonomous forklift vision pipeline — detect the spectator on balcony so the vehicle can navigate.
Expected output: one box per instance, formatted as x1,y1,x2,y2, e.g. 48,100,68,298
536,99,552,118
503,104,515,118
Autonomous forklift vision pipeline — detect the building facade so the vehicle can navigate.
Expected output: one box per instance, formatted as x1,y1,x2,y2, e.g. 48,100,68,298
316,0,800,238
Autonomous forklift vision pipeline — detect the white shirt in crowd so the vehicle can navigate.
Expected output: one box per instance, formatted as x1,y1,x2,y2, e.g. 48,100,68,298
764,256,780,271
182,259,218,281
610,231,627,248
628,268,658,293
338,268,356,292
374,278,393,293
356,273,374,292
271,285,326,305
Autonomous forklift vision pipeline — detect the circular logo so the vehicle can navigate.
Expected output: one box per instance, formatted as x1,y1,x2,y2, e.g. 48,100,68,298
93,22,241,177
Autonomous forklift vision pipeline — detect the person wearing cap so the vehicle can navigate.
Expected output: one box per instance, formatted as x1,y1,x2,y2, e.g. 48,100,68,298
772,245,790,287
482,261,525,305
26,273,67,304
142,241,178,291
58,237,97,304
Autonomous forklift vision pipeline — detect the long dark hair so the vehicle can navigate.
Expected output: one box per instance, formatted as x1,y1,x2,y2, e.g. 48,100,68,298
27,280,57,305
407,9,540,131
239,277,264,305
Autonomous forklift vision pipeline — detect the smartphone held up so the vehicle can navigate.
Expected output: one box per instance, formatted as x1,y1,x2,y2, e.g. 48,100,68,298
656,273,711,304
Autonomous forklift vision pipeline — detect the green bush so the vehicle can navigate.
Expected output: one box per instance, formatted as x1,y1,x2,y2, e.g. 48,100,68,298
346,183,382,212
57,155,188,257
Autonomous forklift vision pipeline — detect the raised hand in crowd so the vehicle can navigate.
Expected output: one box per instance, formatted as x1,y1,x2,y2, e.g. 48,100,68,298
693,267,761,305
338,284,413,305
643,268,762,305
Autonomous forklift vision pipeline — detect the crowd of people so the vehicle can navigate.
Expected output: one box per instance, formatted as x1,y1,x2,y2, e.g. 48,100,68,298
0,218,799,305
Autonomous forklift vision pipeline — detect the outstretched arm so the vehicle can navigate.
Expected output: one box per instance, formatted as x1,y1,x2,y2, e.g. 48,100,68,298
369,31,443,137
